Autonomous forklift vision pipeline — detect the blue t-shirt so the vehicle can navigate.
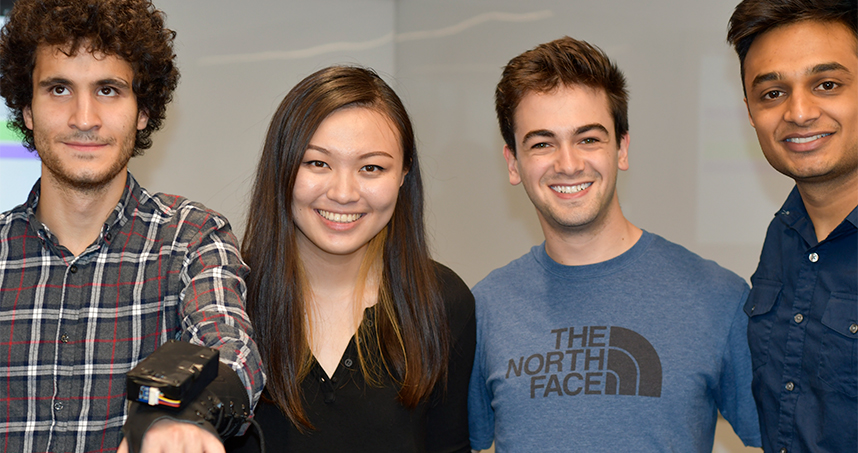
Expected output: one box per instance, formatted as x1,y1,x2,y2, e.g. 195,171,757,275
747,186,857,453
468,231,761,452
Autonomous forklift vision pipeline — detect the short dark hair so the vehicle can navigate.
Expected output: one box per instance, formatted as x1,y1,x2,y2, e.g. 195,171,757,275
727,0,858,91
0,0,180,154
495,36,629,156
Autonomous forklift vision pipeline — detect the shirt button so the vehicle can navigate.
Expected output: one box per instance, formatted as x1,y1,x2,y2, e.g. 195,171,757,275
69,265,78,273
850,324,858,334
794,314,804,324
785,381,795,391
60,334,69,343
808,252,818,263
104,232,112,241
779,448,787,453
343,358,353,367
54,402,64,411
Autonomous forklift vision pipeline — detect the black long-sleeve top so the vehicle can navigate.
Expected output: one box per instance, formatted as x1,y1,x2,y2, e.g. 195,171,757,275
227,263,475,453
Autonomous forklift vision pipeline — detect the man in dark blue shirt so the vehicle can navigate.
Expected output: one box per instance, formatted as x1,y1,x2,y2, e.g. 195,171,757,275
727,1,857,452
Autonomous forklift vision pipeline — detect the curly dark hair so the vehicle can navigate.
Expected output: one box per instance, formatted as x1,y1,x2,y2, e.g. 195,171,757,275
0,0,179,154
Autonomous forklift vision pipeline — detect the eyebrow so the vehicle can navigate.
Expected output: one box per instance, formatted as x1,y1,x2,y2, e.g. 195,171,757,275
37,77,72,89
358,151,395,159
305,145,395,160
810,62,849,74
37,77,131,89
521,129,555,144
520,123,609,144
575,123,610,136
751,62,851,89
306,145,331,155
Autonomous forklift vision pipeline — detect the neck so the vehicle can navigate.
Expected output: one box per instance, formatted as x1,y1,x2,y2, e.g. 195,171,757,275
796,169,858,242
300,242,377,308
299,242,380,376
542,200,642,266
35,168,127,257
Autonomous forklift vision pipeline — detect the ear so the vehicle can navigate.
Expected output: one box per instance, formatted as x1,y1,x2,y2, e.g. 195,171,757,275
137,109,149,131
503,144,522,186
617,132,630,171
23,106,34,130
744,98,755,128
399,167,408,187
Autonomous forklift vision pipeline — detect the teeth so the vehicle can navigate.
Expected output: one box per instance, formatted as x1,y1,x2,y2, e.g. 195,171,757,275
786,133,830,144
318,210,362,223
552,182,592,194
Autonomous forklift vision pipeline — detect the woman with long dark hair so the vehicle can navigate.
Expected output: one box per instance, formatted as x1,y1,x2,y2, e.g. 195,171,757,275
227,66,474,452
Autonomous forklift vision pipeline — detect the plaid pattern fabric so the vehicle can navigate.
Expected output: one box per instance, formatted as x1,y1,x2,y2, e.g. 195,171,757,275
0,173,264,453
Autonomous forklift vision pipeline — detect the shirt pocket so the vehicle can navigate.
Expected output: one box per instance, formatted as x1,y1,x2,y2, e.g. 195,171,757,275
744,279,782,371
818,292,858,397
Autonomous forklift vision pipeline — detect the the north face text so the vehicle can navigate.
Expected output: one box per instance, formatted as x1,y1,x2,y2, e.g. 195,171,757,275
504,326,662,398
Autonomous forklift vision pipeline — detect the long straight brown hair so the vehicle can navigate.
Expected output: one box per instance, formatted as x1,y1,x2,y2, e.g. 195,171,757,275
241,66,449,431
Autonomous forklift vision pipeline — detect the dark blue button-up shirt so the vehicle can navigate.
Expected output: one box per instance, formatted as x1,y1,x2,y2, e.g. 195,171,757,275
746,186,857,453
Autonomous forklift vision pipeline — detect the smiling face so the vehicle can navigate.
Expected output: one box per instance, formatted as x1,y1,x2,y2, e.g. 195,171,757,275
291,107,406,261
24,44,148,192
743,20,858,186
505,84,629,237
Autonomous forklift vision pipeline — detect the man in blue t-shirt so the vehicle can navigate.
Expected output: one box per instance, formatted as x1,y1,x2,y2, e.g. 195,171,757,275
467,36,762,452
727,1,857,452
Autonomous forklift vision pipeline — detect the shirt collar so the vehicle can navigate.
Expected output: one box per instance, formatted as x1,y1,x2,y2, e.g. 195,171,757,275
775,186,808,229
24,179,47,242
846,205,857,229
25,171,143,248
110,172,143,232
777,185,858,244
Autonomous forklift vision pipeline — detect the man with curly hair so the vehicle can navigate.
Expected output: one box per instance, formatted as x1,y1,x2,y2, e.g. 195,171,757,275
0,1,264,452
727,0,857,451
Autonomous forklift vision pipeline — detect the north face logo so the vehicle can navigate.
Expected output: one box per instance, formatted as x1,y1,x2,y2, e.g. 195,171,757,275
504,326,662,398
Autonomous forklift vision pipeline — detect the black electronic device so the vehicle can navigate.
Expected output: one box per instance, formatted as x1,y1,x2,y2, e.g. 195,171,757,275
126,339,219,409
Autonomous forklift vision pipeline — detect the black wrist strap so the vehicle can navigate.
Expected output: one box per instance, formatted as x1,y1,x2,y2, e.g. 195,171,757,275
122,362,251,453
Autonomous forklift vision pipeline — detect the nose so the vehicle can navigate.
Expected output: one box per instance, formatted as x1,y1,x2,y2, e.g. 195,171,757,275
554,145,585,175
68,93,101,131
783,90,820,126
327,170,360,204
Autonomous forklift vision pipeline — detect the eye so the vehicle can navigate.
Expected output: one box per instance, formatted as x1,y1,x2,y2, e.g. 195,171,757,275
361,164,385,172
304,160,328,168
761,90,784,101
98,86,119,96
531,142,550,149
816,81,838,91
50,86,70,96
580,137,600,145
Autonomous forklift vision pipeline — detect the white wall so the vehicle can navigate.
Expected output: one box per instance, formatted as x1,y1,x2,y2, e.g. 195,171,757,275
393,4,772,449
1,0,792,286
1,1,778,450
394,0,792,287
128,0,398,245
125,0,791,289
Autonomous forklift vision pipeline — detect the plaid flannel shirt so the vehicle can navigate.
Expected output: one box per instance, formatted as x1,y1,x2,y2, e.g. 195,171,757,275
0,173,264,453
